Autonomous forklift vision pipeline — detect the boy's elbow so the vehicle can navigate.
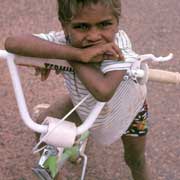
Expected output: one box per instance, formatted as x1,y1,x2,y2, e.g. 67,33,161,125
95,94,112,102
5,37,15,52
93,86,114,102
5,36,24,54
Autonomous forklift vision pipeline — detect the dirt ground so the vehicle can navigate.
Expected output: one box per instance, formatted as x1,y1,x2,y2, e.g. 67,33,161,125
0,0,180,180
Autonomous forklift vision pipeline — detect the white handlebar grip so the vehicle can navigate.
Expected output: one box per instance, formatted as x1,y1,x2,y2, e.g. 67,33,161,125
149,69,180,84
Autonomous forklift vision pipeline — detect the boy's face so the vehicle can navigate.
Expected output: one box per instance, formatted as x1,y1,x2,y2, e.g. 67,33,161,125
63,3,119,48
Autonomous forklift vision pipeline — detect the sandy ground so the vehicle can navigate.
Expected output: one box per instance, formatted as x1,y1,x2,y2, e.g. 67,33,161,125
0,0,180,180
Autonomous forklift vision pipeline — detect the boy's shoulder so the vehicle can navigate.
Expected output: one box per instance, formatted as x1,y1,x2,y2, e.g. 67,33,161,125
115,30,132,49
117,29,128,36
34,30,67,44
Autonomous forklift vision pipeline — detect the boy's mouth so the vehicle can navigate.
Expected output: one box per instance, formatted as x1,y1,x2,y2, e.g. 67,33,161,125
82,42,104,48
82,44,94,48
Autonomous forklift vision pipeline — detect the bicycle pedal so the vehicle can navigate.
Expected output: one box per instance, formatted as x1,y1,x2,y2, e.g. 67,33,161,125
32,166,53,180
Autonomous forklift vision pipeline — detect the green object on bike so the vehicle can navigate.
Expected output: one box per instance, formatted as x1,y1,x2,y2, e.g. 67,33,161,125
62,146,79,162
79,131,90,142
44,156,58,179
62,131,90,162
43,131,90,178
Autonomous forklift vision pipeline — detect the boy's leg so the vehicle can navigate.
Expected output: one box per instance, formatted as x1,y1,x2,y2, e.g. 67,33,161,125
121,102,151,180
34,94,81,180
35,94,81,125
121,135,150,180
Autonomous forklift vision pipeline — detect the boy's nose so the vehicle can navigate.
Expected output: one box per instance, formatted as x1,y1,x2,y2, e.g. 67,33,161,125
86,28,102,43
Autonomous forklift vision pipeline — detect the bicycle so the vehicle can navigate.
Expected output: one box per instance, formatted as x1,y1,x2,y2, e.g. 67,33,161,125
0,50,179,180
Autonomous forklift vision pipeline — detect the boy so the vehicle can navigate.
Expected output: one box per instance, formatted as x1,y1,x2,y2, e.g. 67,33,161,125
5,0,150,179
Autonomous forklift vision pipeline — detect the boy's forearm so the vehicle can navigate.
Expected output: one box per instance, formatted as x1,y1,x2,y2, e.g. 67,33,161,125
70,62,126,102
5,34,82,62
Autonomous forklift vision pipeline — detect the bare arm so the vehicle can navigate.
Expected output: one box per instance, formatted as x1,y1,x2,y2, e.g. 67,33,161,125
5,34,125,97
70,62,126,102
5,34,123,63
5,34,82,62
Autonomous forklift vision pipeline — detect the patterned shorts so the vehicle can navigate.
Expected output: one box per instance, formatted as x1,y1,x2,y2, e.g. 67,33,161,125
124,101,148,137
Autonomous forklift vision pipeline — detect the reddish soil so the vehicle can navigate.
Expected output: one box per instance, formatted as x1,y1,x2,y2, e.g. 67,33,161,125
0,0,180,179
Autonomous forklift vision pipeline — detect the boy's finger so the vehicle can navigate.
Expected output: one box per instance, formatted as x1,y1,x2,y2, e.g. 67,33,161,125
104,47,123,61
40,68,51,81
34,67,41,76
103,53,120,61
117,53,124,61
112,44,124,61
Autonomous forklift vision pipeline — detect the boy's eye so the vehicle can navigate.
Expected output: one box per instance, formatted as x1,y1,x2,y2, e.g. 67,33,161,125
73,23,90,31
98,21,113,29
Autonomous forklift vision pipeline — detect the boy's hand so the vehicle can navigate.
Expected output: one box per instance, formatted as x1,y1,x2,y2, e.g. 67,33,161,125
80,42,124,63
34,67,51,81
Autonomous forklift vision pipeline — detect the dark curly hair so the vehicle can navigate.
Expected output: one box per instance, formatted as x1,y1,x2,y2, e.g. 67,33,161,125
57,0,121,24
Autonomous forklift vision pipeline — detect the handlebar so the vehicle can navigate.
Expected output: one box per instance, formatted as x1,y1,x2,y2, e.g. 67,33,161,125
149,69,180,84
0,50,48,133
0,50,179,148
0,50,105,137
